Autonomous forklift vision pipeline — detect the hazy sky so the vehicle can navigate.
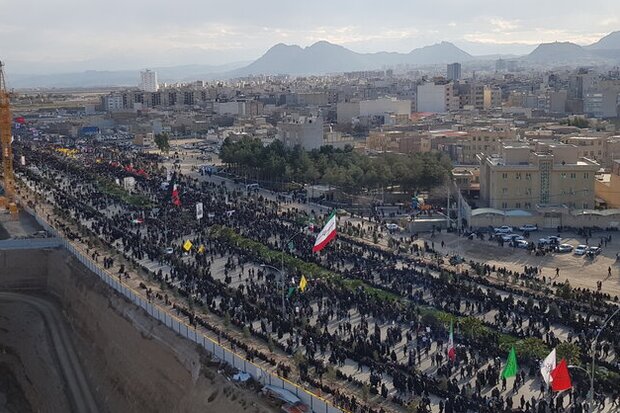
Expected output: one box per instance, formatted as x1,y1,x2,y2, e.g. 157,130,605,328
1,0,618,74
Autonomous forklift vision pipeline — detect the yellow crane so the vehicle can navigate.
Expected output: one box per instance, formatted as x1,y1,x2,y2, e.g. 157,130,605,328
0,60,17,215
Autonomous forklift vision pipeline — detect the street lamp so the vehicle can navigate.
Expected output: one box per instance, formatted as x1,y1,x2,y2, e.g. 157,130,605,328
589,306,620,411
260,228,308,318
260,263,286,316
567,365,592,402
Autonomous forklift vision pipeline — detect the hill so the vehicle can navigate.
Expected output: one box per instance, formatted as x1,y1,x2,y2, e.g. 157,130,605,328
231,41,472,76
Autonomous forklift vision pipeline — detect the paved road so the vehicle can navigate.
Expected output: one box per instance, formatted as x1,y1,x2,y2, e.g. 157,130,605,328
0,292,99,413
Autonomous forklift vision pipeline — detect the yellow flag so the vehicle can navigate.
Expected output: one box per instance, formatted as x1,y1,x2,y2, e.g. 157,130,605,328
299,275,308,292
183,240,193,251
198,245,205,254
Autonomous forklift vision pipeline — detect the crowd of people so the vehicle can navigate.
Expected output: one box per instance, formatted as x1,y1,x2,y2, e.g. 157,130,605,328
13,140,620,413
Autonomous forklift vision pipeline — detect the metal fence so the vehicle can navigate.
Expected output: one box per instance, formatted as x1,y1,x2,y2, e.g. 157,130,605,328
22,204,342,413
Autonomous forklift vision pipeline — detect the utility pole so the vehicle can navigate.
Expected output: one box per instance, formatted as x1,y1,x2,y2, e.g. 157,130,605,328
456,184,462,233
590,306,620,410
445,183,450,230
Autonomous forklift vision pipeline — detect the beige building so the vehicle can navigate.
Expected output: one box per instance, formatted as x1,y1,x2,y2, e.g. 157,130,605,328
560,135,607,165
366,130,430,154
595,160,620,208
479,142,599,210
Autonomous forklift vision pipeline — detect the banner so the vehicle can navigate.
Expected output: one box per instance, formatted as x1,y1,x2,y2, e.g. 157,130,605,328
196,202,204,220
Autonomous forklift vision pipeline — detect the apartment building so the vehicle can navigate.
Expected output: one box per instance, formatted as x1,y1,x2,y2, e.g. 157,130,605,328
416,82,456,113
479,142,599,210
277,115,324,150
595,160,620,208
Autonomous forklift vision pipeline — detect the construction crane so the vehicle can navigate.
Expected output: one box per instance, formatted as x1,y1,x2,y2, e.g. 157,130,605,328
0,60,17,215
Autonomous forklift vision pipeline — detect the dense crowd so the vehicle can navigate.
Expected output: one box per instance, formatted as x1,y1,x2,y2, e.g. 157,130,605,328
13,141,620,413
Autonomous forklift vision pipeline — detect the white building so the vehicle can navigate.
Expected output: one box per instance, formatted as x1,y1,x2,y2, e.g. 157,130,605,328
139,69,158,92
416,82,453,113
359,98,411,117
102,94,123,111
277,115,324,150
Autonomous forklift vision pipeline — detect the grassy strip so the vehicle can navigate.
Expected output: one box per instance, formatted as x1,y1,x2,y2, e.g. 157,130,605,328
96,178,152,208
210,225,399,302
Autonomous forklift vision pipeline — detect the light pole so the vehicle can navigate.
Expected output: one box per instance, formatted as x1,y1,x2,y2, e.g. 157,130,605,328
260,228,308,318
568,365,592,403
589,306,620,411
260,263,286,316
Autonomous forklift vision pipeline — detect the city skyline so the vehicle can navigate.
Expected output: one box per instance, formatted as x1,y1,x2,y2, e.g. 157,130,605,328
2,0,619,74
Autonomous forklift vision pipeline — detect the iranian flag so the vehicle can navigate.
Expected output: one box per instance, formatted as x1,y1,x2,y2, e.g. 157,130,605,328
312,211,337,253
447,320,456,361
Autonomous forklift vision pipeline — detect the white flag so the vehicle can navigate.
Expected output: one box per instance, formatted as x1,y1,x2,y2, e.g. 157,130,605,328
540,348,556,385
196,202,204,220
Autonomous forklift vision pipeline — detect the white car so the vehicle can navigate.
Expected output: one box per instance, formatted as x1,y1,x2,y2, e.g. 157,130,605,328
539,236,562,245
556,244,573,253
574,245,588,256
519,224,538,232
386,223,402,232
515,240,530,248
164,247,174,255
501,233,516,242
494,226,513,234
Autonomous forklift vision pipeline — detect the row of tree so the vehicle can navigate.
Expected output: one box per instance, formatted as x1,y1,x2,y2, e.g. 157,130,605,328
219,137,452,194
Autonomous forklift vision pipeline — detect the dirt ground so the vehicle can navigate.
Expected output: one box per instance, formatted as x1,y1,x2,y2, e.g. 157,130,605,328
0,248,278,413
422,230,620,298
0,299,69,413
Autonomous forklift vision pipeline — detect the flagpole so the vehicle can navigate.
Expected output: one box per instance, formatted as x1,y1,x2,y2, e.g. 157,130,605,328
590,306,620,411
280,229,308,318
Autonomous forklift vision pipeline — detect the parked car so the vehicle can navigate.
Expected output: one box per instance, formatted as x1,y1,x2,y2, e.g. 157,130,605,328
574,245,588,256
587,246,602,256
519,224,538,232
494,226,513,234
539,236,562,245
501,233,516,242
556,244,574,253
515,239,530,248
386,223,403,232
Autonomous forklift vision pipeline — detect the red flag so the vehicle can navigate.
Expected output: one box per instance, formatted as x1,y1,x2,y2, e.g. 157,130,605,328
550,359,572,392
171,184,181,206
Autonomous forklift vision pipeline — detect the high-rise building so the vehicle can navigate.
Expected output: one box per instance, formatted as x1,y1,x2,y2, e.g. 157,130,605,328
447,63,462,81
139,69,158,92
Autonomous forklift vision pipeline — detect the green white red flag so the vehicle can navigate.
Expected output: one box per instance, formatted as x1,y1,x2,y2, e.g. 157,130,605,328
312,211,337,253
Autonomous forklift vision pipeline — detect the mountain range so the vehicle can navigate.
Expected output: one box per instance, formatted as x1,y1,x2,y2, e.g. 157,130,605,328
10,31,620,88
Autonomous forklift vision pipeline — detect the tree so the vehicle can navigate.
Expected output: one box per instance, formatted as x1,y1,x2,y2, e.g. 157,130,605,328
154,132,170,153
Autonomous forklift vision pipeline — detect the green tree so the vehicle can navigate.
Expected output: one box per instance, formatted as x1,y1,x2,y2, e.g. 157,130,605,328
154,132,170,153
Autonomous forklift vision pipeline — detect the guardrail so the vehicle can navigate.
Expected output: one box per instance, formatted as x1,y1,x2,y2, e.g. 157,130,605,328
21,203,342,413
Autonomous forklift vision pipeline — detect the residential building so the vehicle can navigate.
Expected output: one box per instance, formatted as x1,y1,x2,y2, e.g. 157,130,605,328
416,82,454,113
479,142,599,210
447,63,462,81
595,160,620,208
277,115,324,150
139,69,158,93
